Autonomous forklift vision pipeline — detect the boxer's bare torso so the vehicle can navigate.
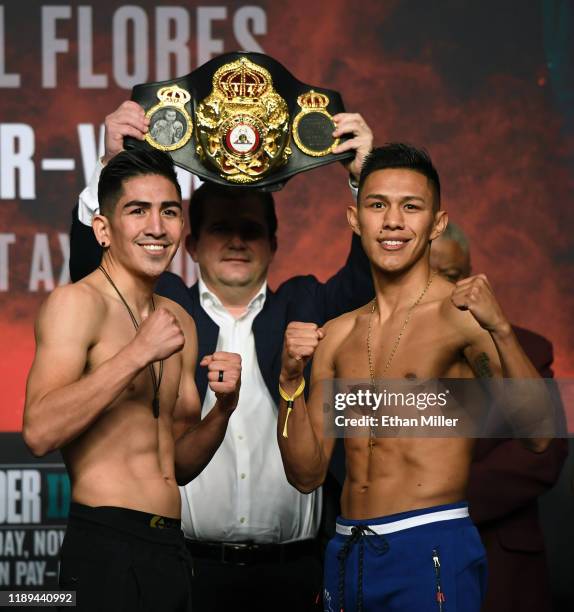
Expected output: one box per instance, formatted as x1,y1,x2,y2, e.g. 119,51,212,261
322,276,485,518
28,273,198,518
287,274,507,520
65,280,193,516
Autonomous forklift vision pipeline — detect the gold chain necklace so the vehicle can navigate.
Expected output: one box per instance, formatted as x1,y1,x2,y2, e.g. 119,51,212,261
366,270,436,451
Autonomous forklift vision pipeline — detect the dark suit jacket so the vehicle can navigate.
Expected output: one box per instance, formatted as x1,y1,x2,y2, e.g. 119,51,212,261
468,326,568,612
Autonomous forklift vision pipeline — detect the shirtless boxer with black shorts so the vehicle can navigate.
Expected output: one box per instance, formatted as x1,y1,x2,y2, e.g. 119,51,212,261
23,149,241,611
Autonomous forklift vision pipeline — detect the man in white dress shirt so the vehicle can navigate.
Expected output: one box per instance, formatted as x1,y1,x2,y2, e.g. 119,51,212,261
70,100,374,611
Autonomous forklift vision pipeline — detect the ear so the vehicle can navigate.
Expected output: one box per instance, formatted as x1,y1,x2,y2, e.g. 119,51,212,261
347,204,361,236
185,234,198,262
92,214,111,248
429,210,448,242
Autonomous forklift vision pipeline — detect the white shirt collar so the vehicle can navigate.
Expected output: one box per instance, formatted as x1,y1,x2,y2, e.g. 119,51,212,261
197,270,267,314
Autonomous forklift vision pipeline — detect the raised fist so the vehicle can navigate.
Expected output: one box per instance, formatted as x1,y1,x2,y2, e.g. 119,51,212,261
281,322,325,383
201,352,242,415
451,274,510,334
103,101,149,163
132,307,185,364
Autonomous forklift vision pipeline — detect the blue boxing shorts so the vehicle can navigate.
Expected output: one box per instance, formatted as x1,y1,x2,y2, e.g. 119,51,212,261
323,502,486,612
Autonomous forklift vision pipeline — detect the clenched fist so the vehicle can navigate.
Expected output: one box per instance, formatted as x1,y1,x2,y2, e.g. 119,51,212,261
200,352,242,415
451,274,511,334
131,307,185,365
281,322,325,384
103,100,149,164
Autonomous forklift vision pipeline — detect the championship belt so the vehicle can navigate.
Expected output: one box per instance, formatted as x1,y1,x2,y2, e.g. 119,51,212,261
125,52,353,189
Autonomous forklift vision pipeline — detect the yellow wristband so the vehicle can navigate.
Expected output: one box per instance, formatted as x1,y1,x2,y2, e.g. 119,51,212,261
279,378,305,438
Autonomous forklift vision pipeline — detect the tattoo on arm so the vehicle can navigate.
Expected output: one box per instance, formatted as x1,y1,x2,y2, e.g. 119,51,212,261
474,352,493,378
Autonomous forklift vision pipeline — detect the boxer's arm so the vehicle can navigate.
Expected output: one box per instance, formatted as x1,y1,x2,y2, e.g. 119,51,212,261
23,285,146,456
277,321,338,493
451,275,553,452
172,311,241,485
452,274,539,379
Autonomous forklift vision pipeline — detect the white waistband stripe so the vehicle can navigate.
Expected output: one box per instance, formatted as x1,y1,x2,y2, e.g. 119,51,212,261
336,507,469,536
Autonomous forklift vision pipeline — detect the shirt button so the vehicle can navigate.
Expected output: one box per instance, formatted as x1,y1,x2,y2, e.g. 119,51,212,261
238,435,244,440
240,517,246,524
240,473,246,479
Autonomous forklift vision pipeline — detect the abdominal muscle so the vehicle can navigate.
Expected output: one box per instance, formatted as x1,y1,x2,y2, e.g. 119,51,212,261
340,437,474,520
63,398,181,519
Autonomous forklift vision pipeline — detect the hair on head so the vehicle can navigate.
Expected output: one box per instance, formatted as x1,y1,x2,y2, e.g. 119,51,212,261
358,143,441,210
188,182,277,243
98,149,181,216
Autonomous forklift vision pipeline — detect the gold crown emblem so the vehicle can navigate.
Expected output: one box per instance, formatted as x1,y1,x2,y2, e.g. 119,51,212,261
157,85,191,106
297,90,329,110
214,57,270,101
196,57,290,183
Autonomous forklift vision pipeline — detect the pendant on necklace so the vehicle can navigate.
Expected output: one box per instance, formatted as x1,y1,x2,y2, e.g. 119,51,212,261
368,434,376,454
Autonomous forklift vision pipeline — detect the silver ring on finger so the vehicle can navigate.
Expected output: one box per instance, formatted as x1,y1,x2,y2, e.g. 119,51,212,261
218,370,224,383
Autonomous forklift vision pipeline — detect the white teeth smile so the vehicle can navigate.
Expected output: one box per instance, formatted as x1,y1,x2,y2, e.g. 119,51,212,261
382,240,405,246
141,244,166,251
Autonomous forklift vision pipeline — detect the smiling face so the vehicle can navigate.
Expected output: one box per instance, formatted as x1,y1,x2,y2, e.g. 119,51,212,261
95,174,183,280
187,193,276,293
349,168,447,275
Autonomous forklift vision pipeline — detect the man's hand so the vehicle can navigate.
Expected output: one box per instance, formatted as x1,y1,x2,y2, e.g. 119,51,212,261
331,113,373,182
131,308,185,365
280,322,325,390
451,274,511,336
102,101,149,164
200,352,242,414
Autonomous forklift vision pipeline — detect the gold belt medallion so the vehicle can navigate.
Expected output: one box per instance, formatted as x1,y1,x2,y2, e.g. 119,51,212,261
195,57,291,184
292,90,339,157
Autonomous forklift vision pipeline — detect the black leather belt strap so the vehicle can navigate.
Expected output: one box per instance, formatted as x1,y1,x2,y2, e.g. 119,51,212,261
186,538,318,565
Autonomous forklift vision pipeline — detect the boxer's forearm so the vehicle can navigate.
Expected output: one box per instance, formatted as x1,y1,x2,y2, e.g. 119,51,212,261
277,392,327,493
490,324,540,379
173,402,231,485
489,327,553,452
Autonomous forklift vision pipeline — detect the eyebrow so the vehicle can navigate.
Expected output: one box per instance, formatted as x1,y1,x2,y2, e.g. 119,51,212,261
364,194,426,203
123,200,182,210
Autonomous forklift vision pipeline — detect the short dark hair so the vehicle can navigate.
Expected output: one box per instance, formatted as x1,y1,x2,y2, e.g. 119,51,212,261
98,149,181,216
358,143,441,209
188,182,277,242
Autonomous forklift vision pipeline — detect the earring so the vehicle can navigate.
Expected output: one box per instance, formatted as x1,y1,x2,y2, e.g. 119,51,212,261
100,241,107,247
